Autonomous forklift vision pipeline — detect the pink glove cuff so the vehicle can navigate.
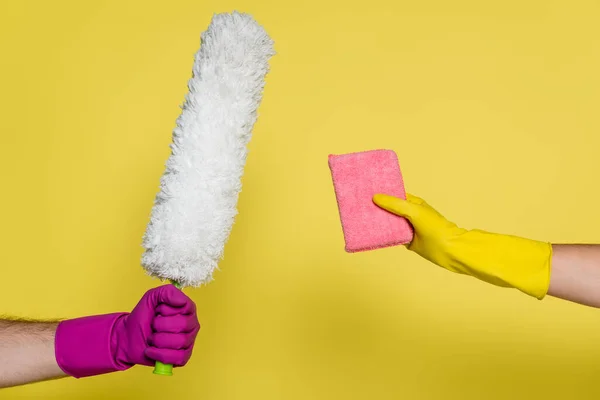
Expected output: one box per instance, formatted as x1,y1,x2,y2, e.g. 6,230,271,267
55,313,130,378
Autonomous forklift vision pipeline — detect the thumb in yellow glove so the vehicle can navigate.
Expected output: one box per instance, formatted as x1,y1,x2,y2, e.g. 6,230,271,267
372,193,552,299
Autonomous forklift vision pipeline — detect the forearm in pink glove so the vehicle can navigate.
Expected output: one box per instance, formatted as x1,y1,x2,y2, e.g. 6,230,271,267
54,284,200,378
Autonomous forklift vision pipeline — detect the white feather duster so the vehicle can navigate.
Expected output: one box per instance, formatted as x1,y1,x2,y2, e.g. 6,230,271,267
141,12,275,288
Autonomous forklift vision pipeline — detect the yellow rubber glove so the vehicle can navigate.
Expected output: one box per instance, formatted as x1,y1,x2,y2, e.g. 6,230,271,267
372,193,552,299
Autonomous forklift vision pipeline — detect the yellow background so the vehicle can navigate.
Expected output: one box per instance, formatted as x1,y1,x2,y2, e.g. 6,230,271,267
1,0,600,398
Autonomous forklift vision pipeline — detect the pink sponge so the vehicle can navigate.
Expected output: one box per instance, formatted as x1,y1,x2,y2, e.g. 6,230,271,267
328,149,414,253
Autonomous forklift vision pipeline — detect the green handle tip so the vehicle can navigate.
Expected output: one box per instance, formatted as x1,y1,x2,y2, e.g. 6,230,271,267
171,280,182,289
153,361,173,376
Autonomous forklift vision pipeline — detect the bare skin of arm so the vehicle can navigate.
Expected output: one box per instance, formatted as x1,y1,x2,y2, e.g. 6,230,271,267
0,319,66,389
548,244,600,308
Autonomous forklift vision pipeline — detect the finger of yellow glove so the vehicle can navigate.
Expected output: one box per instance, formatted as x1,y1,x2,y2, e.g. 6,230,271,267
372,194,421,224
374,193,454,234
405,193,425,205
406,194,439,216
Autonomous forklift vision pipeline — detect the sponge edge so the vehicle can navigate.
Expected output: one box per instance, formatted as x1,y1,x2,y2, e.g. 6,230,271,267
328,149,414,253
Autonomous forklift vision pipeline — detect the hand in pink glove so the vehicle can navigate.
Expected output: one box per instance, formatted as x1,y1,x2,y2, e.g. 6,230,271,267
55,284,200,378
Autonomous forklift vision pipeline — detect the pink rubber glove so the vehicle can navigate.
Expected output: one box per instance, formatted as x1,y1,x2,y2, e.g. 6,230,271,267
55,284,200,378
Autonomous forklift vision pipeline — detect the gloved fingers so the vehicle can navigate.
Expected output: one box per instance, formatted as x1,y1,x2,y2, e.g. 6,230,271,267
406,193,425,205
156,301,196,316
406,194,448,221
152,314,199,333
149,284,189,308
145,347,193,367
149,329,199,350
373,194,420,222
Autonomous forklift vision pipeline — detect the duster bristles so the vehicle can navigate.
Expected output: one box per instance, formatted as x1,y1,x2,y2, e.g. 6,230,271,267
141,12,275,288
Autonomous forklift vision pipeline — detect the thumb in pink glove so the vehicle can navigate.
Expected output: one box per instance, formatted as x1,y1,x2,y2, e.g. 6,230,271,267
55,284,200,378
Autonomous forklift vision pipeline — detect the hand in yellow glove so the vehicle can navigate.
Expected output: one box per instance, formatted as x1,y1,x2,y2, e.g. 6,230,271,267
372,193,552,299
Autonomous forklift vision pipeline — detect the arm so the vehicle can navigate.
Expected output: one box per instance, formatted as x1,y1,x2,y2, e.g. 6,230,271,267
0,319,66,388
548,244,600,307
372,193,600,307
0,285,200,389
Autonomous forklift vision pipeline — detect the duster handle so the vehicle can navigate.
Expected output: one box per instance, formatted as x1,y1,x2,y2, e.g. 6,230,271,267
153,280,182,376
